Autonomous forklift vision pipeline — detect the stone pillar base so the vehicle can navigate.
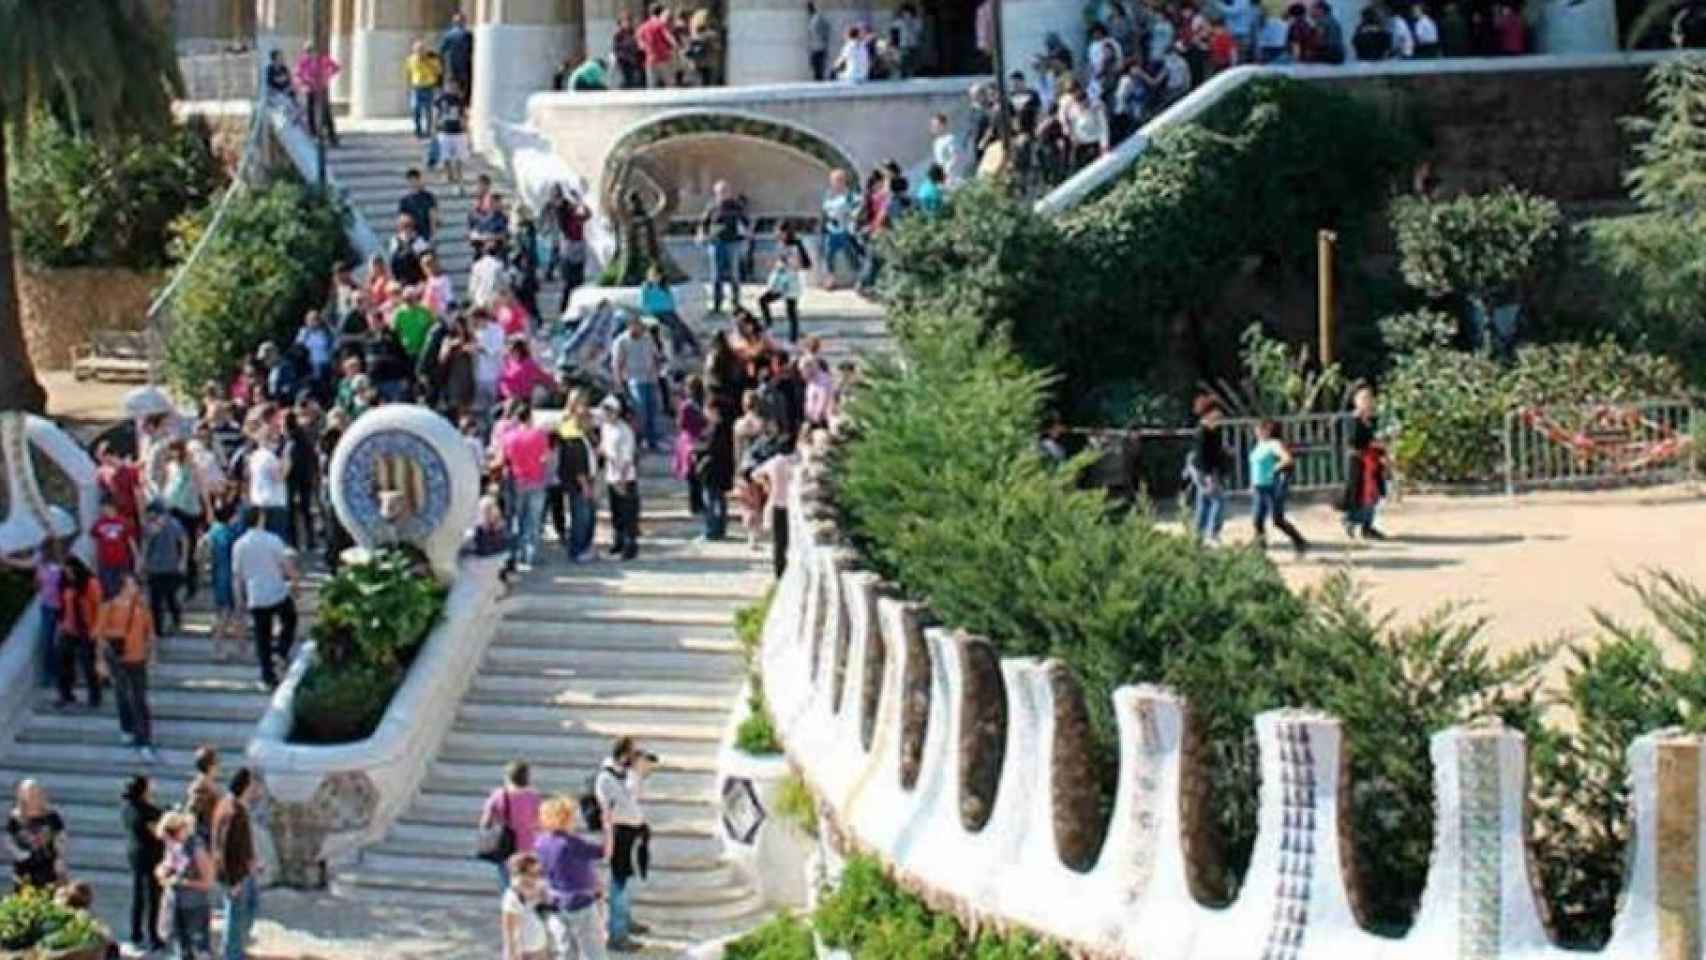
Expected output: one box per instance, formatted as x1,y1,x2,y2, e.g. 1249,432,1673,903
1001,0,1082,85
728,8,814,85
471,22,583,154
351,27,417,119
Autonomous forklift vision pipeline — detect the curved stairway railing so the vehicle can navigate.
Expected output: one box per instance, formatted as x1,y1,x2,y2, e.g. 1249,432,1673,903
761,438,1706,960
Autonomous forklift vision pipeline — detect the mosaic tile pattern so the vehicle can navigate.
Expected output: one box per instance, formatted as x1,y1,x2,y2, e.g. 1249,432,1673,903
339,428,453,544
1457,735,1503,960
1656,741,1701,960
1263,722,1316,960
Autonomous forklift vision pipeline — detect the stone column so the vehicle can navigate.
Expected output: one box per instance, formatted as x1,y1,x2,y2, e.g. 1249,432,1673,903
258,0,314,60
583,0,626,65
471,0,584,154
1537,0,1618,52
1000,0,1082,86
330,0,357,106
352,0,460,119
727,0,877,86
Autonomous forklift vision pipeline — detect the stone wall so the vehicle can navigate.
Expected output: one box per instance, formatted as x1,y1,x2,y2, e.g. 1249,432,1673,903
16,266,164,372
762,439,1706,960
1320,61,1650,206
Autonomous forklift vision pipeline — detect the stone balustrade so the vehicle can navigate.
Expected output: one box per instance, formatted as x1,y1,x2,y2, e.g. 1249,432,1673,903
761,443,1706,960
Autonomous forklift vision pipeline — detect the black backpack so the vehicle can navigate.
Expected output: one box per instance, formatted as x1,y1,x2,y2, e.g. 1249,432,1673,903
578,769,605,834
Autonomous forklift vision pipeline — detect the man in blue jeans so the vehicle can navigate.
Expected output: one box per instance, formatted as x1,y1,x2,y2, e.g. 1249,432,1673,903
612,314,663,452
213,768,262,960
597,737,655,952
697,179,750,314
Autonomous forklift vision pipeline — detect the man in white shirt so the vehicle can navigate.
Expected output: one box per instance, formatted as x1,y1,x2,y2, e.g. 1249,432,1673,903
752,448,799,579
929,113,961,187
835,25,871,82
1389,10,1416,57
1411,8,1441,56
596,736,655,951
611,316,663,453
232,508,299,688
598,395,640,561
246,410,292,543
468,238,509,309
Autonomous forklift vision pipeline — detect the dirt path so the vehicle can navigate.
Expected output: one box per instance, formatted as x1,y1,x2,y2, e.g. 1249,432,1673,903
1256,484,1706,690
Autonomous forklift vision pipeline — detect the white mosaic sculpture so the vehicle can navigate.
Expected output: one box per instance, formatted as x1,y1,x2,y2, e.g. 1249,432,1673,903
0,412,98,560
327,404,479,582
761,443,1706,960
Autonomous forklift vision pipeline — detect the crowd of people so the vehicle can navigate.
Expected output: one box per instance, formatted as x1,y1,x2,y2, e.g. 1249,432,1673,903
9,751,263,960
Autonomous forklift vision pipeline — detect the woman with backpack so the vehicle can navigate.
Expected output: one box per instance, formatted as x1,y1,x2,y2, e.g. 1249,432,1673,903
479,762,542,891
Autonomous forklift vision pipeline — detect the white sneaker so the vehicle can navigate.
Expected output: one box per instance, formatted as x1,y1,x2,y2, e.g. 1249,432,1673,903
138,746,160,765
119,734,137,747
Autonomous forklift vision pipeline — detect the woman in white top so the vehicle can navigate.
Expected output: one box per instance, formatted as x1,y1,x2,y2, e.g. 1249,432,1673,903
500,851,551,960
834,26,871,82
1058,81,1109,172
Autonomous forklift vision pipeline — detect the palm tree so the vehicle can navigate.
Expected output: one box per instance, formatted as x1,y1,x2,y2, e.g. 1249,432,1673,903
0,0,183,412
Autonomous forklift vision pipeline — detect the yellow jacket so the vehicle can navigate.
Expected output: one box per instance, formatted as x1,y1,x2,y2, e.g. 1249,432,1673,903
405,52,443,89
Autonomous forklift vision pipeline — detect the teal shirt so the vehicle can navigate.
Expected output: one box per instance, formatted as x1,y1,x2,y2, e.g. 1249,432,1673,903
917,179,944,215
639,281,675,316
1249,438,1286,487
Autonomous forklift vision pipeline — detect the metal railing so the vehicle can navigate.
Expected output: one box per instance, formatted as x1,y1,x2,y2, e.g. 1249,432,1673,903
1217,412,1361,494
1503,398,1698,494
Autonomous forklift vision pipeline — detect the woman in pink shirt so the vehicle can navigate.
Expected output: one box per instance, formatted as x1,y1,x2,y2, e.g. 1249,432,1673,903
498,338,555,403
501,402,552,567
803,358,835,429
479,761,543,890
494,289,531,339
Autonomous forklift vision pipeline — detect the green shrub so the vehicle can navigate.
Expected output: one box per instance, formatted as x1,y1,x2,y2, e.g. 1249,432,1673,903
1389,188,1564,303
835,321,1307,895
291,662,397,744
290,548,446,744
311,548,445,672
735,587,775,672
723,913,815,960
1381,332,1688,484
8,120,224,270
164,178,348,393
735,682,781,756
774,772,818,838
0,886,105,951
879,77,1415,421
1531,572,1706,948
814,855,1065,960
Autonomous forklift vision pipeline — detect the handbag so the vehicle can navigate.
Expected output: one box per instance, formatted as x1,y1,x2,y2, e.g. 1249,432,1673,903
156,884,176,945
476,789,517,863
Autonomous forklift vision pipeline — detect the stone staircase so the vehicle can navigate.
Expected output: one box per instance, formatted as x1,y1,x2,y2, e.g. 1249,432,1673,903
0,578,324,943
331,451,772,954
332,118,579,318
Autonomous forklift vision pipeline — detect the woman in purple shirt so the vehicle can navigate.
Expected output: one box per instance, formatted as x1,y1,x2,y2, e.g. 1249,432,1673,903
533,796,607,957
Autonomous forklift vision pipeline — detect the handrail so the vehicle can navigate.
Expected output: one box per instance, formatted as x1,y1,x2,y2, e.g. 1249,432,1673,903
261,99,381,264
1035,50,1685,217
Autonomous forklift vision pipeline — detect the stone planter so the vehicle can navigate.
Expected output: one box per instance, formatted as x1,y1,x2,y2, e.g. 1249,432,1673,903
16,265,164,371
715,682,814,911
0,939,112,960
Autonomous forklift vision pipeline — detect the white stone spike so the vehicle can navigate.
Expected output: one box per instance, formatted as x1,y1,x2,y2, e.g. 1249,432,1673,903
880,626,970,871
789,550,855,782
811,571,883,807
0,413,97,561
1605,729,1706,960
1123,685,1214,960
1198,710,1385,960
1400,725,1556,960
837,594,927,854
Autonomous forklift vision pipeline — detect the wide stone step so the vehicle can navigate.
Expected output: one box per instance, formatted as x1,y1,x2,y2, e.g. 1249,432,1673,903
0,742,235,776
18,713,251,752
464,674,740,712
398,789,714,828
0,768,197,811
530,568,770,600
377,814,729,864
439,728,721,766
426,758,716,798
32,686,269,723
492,619,740,653
341,851,758,912
500,594,742,627
453,702,727,740
479,652,743,683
